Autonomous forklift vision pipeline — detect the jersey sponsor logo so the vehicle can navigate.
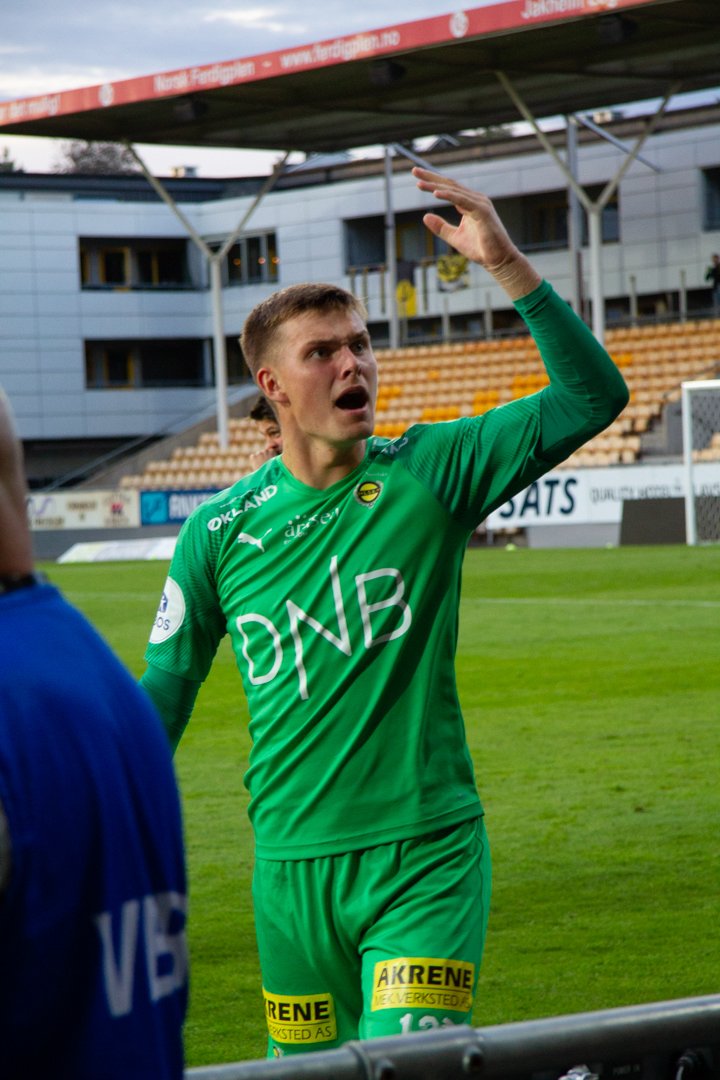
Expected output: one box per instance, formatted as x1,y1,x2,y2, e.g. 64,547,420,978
149,576,185,643
207,485,277,532
236,554,412,700
284,505,340,544
95,890,188,1018
237,528,272,552
354,479,383,507
263,989,337,1045
371,958,474,1013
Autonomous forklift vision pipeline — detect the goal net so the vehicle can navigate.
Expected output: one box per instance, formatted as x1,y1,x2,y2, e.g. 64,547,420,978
681,379,720,545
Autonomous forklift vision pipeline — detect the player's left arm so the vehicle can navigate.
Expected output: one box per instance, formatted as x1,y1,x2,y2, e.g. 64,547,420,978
140,665,201,754
516,280,628,463
414,166,629,461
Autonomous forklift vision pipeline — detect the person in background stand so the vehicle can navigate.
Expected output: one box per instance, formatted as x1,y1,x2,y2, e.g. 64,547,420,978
0,386,188,1080
249,394,283,468
705,253,720,312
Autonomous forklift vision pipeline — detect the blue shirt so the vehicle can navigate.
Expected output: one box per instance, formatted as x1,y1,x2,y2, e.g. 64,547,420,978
0,583,188,1079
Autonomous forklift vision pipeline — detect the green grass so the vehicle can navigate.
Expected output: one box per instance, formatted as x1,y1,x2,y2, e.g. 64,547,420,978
40,545,720,1065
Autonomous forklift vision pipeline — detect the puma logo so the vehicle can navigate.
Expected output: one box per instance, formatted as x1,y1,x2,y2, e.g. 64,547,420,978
237,529,272,552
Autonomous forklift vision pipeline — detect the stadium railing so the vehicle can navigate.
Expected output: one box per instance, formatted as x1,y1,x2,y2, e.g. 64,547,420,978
185,993,720,1080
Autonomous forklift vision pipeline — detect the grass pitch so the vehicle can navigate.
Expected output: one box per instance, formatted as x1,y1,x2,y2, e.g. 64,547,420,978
41,544,720,1067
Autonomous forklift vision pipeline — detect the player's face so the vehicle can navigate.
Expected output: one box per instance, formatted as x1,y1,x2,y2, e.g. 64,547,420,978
266,307,377,448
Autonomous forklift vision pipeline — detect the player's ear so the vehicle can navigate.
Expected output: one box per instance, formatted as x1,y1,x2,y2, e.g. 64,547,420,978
257,366,288,405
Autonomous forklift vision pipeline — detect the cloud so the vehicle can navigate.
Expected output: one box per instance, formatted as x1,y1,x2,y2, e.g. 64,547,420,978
0,44,38,56
203,7,307,35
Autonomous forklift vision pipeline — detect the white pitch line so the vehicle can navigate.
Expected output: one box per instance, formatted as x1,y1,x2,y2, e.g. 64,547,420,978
465,597,720,609
68,592,720,610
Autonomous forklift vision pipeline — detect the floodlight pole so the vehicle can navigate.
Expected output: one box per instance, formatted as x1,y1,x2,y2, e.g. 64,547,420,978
124,142,289,448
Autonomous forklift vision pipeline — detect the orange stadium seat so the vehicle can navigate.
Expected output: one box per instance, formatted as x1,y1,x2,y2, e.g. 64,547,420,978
117,319,720,490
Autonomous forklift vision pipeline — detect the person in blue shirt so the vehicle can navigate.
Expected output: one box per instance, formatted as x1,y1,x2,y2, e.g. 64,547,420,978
0,386,189,1080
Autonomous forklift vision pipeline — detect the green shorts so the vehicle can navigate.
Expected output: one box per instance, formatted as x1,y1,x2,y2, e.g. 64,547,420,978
253,815,491,1056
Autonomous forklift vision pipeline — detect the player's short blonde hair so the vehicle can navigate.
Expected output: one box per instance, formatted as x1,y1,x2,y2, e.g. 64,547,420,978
241,283,368,378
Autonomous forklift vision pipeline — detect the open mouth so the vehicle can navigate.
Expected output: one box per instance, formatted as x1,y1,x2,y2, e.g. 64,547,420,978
334,386,369,411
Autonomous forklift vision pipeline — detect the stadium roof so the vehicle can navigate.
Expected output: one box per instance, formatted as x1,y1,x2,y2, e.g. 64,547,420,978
0,0,718,155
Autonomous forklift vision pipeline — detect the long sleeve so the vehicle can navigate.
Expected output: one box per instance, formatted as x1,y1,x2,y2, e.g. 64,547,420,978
514,280,629,463
140,664,202,753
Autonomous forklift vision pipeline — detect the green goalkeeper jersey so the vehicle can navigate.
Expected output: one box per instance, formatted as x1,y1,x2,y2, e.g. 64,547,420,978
143,280,627,859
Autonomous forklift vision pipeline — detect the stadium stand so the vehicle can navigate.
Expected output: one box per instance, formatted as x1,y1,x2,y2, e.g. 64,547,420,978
117,318,720,490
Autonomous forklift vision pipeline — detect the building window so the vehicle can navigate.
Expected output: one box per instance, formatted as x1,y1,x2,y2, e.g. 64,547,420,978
225,336,252,384
523,193,568,250
703,168,720,231
85,346,137,388
344,209,456,272
225,233,279,285
80,238,191,289
345,216,385,269
136,248,187,286
100,248,131,286
85,339,206,388
520,186,619,251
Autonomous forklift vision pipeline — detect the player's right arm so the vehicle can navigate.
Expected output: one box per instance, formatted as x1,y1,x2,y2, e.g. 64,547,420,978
139,666,202,754
140,509,227,753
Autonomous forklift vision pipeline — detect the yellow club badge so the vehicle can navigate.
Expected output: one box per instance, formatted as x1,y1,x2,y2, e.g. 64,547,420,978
354,479,383,507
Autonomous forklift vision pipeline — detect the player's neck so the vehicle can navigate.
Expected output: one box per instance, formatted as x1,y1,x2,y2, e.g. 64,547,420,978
281,435,367,490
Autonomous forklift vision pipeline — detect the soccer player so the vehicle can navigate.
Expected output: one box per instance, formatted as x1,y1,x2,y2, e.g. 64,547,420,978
140,167,628,1056
248,393,283,468
0,386,188,1079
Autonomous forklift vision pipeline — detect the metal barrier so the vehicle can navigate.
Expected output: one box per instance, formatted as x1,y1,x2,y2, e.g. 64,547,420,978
186,993,720,1079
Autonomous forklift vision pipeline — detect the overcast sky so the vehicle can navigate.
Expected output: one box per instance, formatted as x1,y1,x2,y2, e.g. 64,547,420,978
0,0,501,175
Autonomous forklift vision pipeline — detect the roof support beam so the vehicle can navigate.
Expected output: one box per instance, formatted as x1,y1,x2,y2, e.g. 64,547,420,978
124,142,290,447
494,71,680,344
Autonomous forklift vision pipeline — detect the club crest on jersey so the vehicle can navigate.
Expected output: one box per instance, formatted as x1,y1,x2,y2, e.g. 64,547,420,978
354,479,383,508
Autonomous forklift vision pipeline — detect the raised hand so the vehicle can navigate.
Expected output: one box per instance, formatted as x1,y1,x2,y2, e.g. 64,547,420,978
413,166,541,300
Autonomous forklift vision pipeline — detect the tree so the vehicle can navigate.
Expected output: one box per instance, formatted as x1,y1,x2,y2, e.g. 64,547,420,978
53,141,141,175
0,146,21,173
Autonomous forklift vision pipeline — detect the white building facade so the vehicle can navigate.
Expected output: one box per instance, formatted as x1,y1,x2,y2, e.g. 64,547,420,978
1,105,719,481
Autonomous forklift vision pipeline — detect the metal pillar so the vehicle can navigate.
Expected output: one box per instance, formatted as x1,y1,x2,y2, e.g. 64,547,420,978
383,146,399,349
565,115,583,317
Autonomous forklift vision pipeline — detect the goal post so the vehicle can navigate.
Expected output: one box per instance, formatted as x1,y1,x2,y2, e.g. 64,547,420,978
681,379,720,545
